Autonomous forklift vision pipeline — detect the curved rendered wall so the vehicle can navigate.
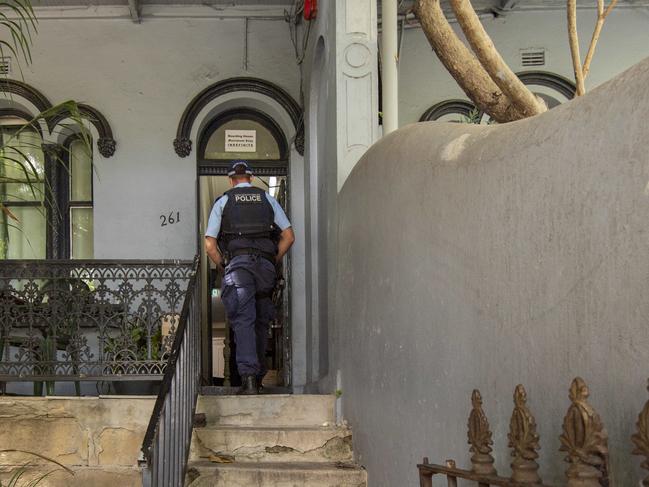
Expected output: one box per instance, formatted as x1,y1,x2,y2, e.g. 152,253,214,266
336,57,649,485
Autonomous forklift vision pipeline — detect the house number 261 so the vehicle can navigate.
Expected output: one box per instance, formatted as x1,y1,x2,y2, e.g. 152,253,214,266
160,211,180,227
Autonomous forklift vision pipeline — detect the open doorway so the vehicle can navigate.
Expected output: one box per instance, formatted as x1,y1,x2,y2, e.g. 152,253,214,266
197,108,291,390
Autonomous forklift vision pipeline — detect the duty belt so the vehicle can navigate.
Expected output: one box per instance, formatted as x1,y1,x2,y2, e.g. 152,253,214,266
228,248,276,265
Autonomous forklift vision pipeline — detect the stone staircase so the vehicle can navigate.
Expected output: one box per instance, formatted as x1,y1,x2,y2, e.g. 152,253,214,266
0,394,366,486
186,394,367,487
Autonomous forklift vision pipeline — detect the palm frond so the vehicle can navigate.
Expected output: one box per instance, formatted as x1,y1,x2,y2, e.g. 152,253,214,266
24,468,68,487
0,450,73,474
6,464,28,487
0,2,96,257
0,0,37,68
0,450,74,487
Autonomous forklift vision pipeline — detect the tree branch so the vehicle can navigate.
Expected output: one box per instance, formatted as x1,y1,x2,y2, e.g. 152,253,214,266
567,0,586,96
449,0,546,118
415,0,524,122
582,0,618,78
604,0,618,17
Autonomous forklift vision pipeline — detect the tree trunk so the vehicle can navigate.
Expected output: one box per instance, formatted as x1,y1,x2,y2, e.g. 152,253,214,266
415,0,524,123
449,0,547,117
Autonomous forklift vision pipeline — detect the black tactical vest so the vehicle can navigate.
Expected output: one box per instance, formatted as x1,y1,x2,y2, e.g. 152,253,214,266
217,186,278,256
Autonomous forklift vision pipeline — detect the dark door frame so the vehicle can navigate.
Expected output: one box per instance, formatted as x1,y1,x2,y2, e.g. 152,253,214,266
196,106,291,388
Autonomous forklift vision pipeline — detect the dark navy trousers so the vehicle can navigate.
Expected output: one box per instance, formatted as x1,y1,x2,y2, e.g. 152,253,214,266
221,254,276,378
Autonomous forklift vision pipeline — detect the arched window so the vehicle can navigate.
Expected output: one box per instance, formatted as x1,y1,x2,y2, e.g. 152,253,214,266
0,118,93,260
198,109,288,176
419,71,576,124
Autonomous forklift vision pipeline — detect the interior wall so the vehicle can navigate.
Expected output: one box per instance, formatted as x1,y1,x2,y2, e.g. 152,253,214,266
19,8,300,260
398,6,649,125
199,175,281,381
335,57,649,486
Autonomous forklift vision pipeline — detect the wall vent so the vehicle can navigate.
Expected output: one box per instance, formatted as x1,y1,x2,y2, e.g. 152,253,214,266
520,49,545,67
0,58,11,75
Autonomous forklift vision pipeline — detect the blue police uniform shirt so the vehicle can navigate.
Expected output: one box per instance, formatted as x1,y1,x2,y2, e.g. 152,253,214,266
205,182,291,238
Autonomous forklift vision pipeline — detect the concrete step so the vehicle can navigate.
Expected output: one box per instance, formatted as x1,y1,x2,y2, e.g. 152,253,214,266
186,461,367,487
0,465,142,487
195,394,335,427
190,426,353,463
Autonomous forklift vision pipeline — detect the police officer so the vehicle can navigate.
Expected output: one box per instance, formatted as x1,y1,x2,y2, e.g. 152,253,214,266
204,160,295,395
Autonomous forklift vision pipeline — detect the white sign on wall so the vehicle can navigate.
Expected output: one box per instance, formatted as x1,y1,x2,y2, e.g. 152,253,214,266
225,130,256,152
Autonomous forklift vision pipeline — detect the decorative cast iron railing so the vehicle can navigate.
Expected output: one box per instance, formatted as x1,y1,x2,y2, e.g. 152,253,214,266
419,377,649,486
0,259,196,385
140,257,201,487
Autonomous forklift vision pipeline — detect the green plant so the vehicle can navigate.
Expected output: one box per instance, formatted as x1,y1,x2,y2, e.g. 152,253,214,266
0,0,93,257
29,278,94,396
0,103,93,259
460,107,482,124
0,450,73,486
457,107,497,125
128,320,163,361
104,317,164,363
0,0,37,70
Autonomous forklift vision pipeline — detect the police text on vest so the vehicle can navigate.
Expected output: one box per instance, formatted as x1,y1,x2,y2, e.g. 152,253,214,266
235,194,262,203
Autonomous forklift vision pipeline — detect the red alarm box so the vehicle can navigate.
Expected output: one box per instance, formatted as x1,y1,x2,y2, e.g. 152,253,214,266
304,0,317,20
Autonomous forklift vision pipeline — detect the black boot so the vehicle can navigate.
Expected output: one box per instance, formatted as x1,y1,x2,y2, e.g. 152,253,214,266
257,374,266,394
237,375,258,395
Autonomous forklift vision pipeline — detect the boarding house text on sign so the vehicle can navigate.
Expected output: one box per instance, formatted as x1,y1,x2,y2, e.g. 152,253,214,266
225,130,257,152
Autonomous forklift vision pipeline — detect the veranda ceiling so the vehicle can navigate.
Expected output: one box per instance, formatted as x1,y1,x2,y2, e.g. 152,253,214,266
28,0,649,9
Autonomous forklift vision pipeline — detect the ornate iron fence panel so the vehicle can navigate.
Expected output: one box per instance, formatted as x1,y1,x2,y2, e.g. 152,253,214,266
0,259,196,382
417,377,649,486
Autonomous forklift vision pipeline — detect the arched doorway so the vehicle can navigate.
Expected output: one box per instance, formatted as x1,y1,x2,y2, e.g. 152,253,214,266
175,76,306,391
197,107,291,390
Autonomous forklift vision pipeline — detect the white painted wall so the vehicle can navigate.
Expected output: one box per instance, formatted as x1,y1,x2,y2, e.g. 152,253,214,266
17,6,300,259
398,6,649,125
16,2,376,393
300,0,379,391
0,7,304,393
301,0,338,392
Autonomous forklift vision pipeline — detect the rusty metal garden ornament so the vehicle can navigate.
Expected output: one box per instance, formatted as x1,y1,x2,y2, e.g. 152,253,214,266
559,377,609,487
632,380,649,486
508,384,542,484
467,389,497,475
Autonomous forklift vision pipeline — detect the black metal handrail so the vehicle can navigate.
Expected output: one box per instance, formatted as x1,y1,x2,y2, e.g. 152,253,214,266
140,255,201,487
0,259,196,384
